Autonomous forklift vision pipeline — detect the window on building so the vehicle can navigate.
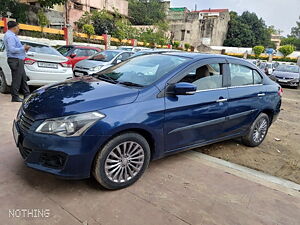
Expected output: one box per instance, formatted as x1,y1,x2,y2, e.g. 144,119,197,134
186,30,190,34
180,63,224,91
181,30,185,41
74,2,83,10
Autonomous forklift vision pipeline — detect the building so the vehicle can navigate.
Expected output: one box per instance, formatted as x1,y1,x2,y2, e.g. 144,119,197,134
167,7,230,49
271,34,283,49
19,0,129,27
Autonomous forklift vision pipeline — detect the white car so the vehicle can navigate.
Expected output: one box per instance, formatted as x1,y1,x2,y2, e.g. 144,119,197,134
73,50,134,76
0,40,73,94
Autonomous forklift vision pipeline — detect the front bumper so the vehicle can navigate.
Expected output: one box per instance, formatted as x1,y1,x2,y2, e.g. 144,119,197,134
13,120,109,179
276,78,299,87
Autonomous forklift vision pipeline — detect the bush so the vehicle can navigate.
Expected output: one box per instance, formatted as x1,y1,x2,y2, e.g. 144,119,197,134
278,45,295,57
173,41,180,49
184,43,191,50
82,24,95,37
252,45,265,57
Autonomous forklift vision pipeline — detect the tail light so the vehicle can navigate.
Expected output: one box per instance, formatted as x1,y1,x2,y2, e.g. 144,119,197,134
278,87,283,97
24,58,36,65
60,62,72,68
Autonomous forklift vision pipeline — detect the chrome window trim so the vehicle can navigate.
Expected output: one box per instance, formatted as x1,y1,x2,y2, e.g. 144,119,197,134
228,84,263,89
194,87,228,93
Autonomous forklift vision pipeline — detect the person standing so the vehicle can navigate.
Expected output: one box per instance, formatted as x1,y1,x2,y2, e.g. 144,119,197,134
3,21,31,102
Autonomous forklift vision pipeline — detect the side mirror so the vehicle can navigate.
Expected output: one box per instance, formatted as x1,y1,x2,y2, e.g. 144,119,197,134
168,82,197,95
70,53,77,58
116,59,122,64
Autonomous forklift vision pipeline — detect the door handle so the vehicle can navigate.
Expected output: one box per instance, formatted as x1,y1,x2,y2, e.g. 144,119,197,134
216,98,228,103
258,93,265,97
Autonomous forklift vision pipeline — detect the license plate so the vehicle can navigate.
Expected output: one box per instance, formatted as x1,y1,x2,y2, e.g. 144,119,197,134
278,79,288,83
75,72,84,76
12,121,19,146
38,62,58,69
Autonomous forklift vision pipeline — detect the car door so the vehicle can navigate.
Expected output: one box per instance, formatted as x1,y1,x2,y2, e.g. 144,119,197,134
164,58,230,152
0,40,12,86
224,60,265,136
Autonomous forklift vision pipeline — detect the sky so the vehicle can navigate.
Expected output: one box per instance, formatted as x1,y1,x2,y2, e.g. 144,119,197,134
170,0,300,36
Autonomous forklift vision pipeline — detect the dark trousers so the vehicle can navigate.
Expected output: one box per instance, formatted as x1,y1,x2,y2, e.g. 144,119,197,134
7,58,30,99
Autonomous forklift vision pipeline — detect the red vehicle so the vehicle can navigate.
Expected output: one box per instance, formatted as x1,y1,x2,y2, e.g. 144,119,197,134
57,45,102,68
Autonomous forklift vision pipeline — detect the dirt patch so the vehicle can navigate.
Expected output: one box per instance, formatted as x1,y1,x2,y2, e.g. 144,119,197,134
196,88,300,184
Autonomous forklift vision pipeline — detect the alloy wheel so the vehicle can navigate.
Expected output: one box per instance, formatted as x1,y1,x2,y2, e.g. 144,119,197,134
104,141,145,183
252,117,268,143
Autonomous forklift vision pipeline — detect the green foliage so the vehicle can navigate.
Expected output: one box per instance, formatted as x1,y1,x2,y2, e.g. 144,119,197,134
82,24,95,37
0,0,29,23
37,9,49,27
112,20,139,41
37,0,66,8
290,16,300,39
224,11,272,47
77,10,116,35
278,45,295,57
138,23,169,45
253,46,265,57
281,37,300,50
172,41,180,48
184,43,191,50
128,0,166,25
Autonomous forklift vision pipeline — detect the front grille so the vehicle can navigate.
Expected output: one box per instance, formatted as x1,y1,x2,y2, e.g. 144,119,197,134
19,111,34,132
73,70,89,75
19,146,32,159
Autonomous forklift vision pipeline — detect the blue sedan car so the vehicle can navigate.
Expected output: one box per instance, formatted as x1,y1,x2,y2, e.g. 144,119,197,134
13,53,282,189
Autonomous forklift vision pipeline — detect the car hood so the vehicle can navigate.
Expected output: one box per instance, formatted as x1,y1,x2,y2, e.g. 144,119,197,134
273,71,300,79
75,59,110,69
22,76,139,120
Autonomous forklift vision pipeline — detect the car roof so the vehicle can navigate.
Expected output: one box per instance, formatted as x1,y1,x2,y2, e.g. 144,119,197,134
161,52,239,60
61,45,101,50
20,40,48,46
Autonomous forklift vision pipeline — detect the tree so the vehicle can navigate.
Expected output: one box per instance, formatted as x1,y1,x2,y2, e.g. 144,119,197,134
224,11,272,47
37,0,66,8
0,0,29,23
253,46,265,57
278,45,295,57
291,16,300,39
281,37,300,50
128,0,166,25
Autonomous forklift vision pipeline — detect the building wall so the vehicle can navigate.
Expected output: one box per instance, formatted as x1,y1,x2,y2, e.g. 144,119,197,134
168,9,230,48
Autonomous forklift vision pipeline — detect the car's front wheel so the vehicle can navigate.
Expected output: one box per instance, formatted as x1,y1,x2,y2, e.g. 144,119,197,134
242,113,270,147
93,132,151,190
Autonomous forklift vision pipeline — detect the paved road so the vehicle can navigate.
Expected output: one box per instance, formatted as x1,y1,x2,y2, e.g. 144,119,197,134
0,93,300,225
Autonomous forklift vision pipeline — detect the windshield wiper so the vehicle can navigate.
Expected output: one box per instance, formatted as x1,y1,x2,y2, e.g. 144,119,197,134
119,81,144,87
95,74,118,84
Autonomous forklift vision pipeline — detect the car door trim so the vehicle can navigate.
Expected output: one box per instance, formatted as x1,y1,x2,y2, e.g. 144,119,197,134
168,117,227,134
227,109,256,120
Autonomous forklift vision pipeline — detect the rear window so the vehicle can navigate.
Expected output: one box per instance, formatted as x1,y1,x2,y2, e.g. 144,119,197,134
22,42,62,56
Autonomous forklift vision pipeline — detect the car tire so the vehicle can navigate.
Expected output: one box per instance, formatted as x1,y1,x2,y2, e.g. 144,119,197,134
93,132,151,190
0,70,10,94
242,113,270,147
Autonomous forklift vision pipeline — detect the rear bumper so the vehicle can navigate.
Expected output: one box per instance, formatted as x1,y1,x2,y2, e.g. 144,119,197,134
25,69,73,86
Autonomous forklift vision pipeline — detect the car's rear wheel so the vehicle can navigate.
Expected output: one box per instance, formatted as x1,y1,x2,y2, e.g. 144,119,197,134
93,132,150,190
0,70,10,94
242,113,270,147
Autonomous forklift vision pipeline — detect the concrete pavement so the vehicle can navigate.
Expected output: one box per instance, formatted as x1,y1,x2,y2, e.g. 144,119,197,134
0,93,300,225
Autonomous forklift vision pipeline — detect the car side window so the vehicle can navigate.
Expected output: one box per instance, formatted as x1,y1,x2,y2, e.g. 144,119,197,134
119,53,131,61
86,49,98,56
179,63,224,91
230,64,254,86
253,70,263,84
73,48,88,57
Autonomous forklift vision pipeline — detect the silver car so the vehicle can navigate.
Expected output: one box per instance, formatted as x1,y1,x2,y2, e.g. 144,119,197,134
73,50,134,76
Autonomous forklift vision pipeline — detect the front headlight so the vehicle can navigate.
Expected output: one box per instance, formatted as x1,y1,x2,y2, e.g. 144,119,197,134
90,65,103,71
36,112,105,137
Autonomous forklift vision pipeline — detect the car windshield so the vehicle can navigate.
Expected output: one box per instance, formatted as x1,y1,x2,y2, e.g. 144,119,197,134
276,65,300,73
95,54,189,87
90,51,119,62
57,46,73,56
23,43,62,56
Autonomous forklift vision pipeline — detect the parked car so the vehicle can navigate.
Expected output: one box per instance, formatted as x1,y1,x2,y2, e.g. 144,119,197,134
259,62,274,75
73,50,134,76
117,46,150,52
272,64,300,88
13,53,282,189
0,40,73,94
57,45,102,68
